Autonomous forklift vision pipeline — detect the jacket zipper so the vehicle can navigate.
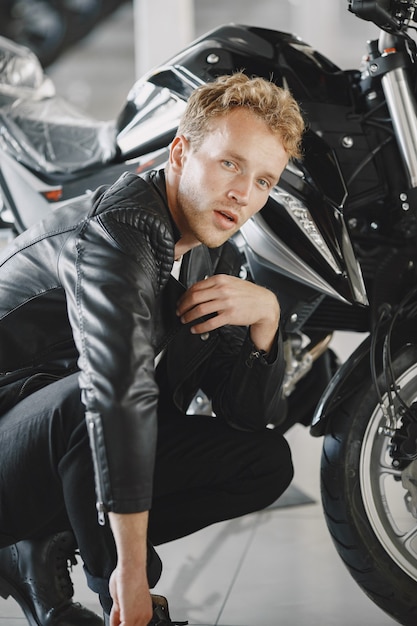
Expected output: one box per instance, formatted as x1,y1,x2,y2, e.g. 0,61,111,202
86,412,107,526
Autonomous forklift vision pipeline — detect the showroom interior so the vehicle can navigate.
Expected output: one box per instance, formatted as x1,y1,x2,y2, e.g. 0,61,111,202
0,1,407,624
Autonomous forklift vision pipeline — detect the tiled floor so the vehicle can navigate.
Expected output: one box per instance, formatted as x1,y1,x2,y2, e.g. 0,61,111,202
0,2,408,624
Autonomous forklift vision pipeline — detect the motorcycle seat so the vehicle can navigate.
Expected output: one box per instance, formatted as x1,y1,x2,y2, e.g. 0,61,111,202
0,95,118,182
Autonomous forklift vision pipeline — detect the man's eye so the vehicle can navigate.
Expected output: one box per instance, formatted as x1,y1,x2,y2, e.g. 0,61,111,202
258,179,270,189
223,160,234,168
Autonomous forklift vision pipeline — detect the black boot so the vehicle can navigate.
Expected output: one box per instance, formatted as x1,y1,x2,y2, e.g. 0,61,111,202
0,531,103,625
103,594,187,625
149,595,188,625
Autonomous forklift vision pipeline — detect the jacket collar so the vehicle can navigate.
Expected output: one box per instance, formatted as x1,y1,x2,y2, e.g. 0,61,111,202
145,169,182,244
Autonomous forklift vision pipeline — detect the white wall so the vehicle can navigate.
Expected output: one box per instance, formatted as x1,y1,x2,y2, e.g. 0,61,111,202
48,0,382,119
134,0,381,76
134,0,194,76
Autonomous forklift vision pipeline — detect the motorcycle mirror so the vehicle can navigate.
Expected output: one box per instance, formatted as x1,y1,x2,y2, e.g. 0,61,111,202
348,0,401,28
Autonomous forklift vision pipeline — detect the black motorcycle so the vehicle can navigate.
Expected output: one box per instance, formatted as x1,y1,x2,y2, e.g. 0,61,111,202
0,0,130,68
1,1,417,623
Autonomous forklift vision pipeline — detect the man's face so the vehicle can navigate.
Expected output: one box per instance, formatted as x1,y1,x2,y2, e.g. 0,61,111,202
169,107,289,249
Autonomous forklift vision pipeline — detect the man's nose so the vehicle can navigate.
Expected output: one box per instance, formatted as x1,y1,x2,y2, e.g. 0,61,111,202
227,176,251,204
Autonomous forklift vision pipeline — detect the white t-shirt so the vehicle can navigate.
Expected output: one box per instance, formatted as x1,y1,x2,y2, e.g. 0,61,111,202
154,256,183,367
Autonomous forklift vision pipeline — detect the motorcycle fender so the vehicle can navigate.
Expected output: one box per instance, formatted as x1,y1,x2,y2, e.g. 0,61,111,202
310,318,417,437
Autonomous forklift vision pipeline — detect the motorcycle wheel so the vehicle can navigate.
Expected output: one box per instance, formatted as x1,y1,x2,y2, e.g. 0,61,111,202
321,343,417,626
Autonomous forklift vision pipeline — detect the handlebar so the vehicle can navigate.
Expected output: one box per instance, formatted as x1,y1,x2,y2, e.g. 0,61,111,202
348,0,417,28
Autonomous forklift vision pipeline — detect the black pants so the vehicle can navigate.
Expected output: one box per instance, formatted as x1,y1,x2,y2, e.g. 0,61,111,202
0,372,293,600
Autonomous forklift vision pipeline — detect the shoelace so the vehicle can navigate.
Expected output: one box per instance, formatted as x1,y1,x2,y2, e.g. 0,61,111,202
53,533,77,598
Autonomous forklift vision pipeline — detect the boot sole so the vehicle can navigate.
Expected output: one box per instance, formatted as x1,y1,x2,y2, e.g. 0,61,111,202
0,573,41,626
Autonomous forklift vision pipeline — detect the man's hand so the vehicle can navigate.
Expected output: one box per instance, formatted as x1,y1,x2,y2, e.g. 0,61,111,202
176,274,280,354
108,511,152,626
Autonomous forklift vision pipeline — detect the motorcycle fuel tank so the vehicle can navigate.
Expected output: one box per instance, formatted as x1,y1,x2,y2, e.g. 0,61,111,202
116,23,353,157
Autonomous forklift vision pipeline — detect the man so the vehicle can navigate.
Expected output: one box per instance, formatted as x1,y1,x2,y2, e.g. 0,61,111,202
0,72,304,625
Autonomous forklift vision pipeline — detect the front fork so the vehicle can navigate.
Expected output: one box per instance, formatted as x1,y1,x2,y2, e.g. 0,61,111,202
374,31,417,190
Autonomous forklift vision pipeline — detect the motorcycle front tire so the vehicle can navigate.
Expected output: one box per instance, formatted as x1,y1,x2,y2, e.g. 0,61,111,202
321,343,417,626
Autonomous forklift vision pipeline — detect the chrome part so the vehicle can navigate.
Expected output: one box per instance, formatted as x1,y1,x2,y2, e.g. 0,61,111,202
402,459,417,519
308,334,333,360
382,65,417,187
379,32,417,188
241,213,348,301
283,334,332,397
341,135,354,148
337,213,369,305
269,187,342,274
241,181,368,306
206,53,220,64
116,80,187,155
187,389,213,416
117,65,203,156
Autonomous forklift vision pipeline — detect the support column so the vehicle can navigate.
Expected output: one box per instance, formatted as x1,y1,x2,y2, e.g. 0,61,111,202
133,0,195,77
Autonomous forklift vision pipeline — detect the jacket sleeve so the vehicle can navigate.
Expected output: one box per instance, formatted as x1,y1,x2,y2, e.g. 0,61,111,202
200,241,286,430
165,240,286,431
202,323,286,431
59,206,174,515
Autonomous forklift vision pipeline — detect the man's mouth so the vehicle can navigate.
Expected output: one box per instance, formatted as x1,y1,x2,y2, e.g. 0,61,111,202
217,210,237,224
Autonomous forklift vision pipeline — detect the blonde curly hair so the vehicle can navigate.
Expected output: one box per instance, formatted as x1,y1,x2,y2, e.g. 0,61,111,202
177,72,305,160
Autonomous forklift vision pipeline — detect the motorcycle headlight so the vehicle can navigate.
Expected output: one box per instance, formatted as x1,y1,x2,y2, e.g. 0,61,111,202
270,187,342,275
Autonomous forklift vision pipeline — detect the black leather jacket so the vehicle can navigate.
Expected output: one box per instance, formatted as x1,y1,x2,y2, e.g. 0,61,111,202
0,170,285,517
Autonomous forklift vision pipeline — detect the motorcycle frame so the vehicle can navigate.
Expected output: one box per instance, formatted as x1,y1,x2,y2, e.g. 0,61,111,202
312,22,417,436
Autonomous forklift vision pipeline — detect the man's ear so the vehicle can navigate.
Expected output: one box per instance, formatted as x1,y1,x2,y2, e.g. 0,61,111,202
169,135,189,173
